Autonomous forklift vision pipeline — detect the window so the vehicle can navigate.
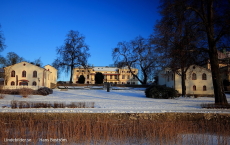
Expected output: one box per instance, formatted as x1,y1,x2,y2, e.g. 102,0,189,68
76,70,79,72
203,85,207,91
110,75,112,79
192,73,196,80
32,81,37,86
11,81,15,86
87,75,89,79
202,73,207,80
33,71,37,78
193,85,196,91
22,71,26,77
122,75,125,79
115,75,117,79
11,71,15,77
171,73,174,80
127,75,130,79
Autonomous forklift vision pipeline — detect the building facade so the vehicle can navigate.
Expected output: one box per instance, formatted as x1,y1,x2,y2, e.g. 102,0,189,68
4,61,57,89
158,65,214,96
73,66,139,84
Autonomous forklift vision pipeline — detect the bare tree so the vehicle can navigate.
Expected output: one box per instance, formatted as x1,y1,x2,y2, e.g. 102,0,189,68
0,25,6,52
153,0,208,96
54,30,90,83
32,57,43,67
3,66,13,85
112,36,157,84
4,52,25,66
156,0,230,104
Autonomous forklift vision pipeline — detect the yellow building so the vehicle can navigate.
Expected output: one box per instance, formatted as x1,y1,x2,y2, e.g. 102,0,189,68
73,66,138,84
158,65,214,96
4,61,57,89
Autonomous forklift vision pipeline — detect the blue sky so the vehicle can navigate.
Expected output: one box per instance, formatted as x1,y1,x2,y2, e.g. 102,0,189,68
0,0,160,81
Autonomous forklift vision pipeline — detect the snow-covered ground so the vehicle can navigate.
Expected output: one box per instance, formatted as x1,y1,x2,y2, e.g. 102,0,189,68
0,88,230,113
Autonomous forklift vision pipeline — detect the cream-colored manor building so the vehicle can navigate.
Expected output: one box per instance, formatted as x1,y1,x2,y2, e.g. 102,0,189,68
73,66,139,84
158,65,214,96
3,61,57,89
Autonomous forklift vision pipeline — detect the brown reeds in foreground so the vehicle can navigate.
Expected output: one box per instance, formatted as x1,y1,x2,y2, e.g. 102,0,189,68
0,113,229,144
19,88,34,98
201,103,230,109
10,101,95,109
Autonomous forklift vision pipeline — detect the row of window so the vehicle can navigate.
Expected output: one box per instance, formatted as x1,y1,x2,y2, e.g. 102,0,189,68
192,73,207,80
77,75,135,80
11,81,37,86
192,85,207,91
121,71,136,73
11,70,37,78
76,70,136,73
167,73,207,82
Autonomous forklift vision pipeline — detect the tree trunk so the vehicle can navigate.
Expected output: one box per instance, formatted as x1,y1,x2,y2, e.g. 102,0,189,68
207,1,228,104
209,46,228,104
181,70,186,97
69,65,74,84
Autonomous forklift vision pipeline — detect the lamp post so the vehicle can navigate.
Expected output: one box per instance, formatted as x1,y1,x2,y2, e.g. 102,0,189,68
38,78,40,89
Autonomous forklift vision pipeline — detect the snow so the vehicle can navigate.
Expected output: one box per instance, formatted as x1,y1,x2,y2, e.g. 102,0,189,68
0,88,230,113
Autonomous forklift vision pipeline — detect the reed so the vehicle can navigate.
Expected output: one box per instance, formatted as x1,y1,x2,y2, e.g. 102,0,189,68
201,103,230,109
0,113,229,144
10,101,95,109
19,88,33,98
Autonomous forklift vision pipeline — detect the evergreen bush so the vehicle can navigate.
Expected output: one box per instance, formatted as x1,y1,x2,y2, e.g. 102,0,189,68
37,87,53,96
145,85,178,99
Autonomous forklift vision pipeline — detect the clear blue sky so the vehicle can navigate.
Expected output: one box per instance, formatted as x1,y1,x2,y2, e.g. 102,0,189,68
0,0,160,81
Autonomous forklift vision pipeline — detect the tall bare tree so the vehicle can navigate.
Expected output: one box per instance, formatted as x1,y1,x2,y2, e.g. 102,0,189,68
4,52,25,66
0,25,6,52
54,30,90,83
156,0,230,104
112,36,157,84
32,57,43,67
0,25,6,67
153,0,208,96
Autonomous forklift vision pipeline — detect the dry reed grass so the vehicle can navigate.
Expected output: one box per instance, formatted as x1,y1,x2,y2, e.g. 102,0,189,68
0,113,229,144
19,88,34,98
11,101,95,109
201,103,230,109
0,85,5,99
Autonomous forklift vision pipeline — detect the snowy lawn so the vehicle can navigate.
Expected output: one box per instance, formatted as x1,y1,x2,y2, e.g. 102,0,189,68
0,89,230,113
